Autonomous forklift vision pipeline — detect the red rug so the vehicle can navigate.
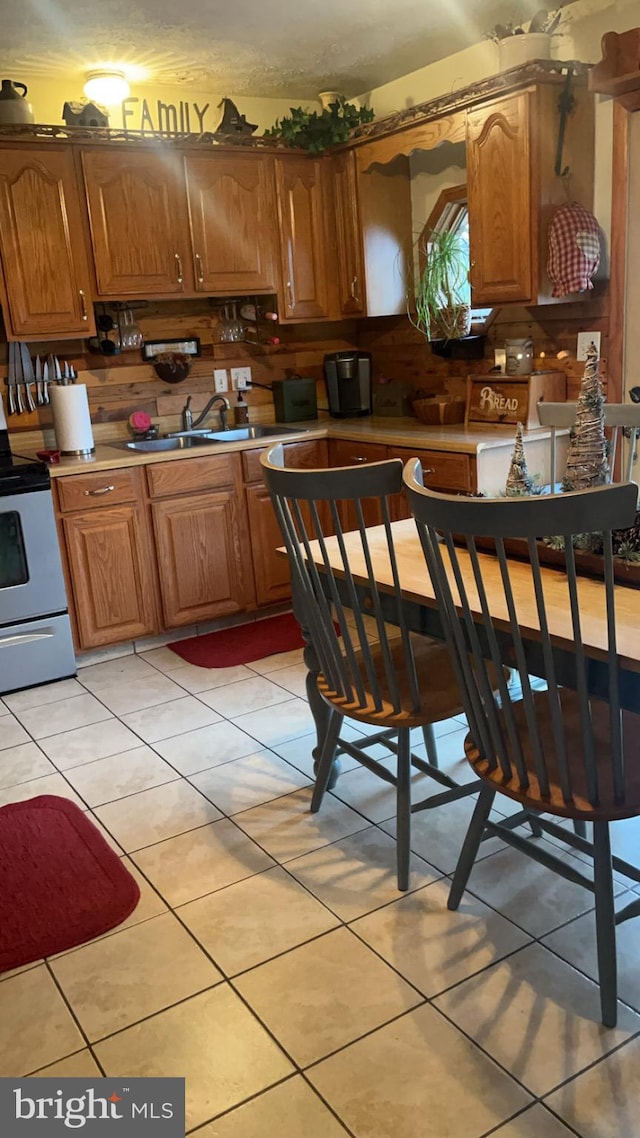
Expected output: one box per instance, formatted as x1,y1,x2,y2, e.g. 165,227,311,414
0,796,140,973
169,612,306,668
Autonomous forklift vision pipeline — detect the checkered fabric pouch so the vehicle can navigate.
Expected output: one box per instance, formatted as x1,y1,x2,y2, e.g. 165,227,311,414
547,201,601,298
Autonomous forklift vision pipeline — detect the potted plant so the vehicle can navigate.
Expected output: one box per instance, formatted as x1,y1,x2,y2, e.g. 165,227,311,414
264,96,375,153
487,8,563,70
410,228,472,343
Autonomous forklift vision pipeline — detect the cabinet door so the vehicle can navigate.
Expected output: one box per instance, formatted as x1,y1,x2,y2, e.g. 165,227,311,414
82,149,193,296
185,154,279,293
275,155,331,320
246,484,293,606
62,504,159,649
466,92,534,304
245,439,330,606
329,439,388,530
331,151,366,316
0,146,95,338
152,490,251,626
387,447,474,520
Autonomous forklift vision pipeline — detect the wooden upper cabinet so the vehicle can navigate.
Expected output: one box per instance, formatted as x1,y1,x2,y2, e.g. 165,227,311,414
0,145,95,338
82,149,194,297
274,155,331,321
184,154,279,293
466,92,533,305
466,83,594,306
331,150,366,316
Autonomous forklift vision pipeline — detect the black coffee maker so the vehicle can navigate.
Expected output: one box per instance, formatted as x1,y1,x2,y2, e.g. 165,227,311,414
324,351,372,418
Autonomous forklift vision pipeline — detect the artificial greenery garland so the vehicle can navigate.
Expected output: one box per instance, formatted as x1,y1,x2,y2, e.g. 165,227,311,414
264,97,375,153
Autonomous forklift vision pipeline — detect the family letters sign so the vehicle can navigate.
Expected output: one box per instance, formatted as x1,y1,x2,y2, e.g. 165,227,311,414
120,97,212,134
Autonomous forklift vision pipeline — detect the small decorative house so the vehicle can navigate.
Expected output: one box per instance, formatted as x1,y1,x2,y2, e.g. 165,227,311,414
62,101,109,128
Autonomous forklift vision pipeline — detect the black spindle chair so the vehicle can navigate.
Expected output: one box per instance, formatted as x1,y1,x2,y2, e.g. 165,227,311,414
261,445,487,890
405,460,640,1027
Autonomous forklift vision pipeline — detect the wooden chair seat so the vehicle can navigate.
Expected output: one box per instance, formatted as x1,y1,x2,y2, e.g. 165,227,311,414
466,688,640,822
317,633,466,728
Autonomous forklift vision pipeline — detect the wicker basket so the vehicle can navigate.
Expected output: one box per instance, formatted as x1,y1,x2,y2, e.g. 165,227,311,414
413,398,465,425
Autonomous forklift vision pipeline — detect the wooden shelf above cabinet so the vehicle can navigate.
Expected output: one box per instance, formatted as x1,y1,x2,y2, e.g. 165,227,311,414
589,29,640,111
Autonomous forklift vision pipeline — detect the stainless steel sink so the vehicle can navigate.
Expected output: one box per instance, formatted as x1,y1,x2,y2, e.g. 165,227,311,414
111,435,221,453
109,424,309,454
172,425,310,443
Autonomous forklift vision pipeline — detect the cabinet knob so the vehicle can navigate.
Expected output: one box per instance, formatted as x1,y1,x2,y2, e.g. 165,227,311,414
84,485,115,496
350,276,359,302
79,289,88,321
194,253,204,284
422,467,435,478
174,253,184,285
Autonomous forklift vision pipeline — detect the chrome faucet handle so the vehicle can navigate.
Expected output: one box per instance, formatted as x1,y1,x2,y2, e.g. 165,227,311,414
182,395,193,431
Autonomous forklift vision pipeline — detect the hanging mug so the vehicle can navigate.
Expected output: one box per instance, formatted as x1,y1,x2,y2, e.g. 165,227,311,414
505,338,534,376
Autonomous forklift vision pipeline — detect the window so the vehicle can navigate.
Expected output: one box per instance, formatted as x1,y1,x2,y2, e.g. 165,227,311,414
417,185,494,332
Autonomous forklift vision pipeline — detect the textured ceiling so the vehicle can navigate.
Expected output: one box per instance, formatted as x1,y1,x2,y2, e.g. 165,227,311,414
3,0,566,98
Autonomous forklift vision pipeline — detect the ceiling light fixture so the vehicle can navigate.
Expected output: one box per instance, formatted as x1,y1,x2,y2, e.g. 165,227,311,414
84,70,130,105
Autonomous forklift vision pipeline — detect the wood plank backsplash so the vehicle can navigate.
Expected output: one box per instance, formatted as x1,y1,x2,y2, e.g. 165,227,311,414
3,291,609,442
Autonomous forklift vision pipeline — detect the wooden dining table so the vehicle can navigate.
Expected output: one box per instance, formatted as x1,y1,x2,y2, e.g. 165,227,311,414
291,518,640,779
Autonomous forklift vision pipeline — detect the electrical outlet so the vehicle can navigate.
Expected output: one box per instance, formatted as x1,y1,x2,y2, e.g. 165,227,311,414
231,366,251,390
213,368,228,393
576,331,601,361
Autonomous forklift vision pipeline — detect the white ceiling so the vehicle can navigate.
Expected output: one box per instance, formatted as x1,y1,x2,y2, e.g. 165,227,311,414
4,0,566,98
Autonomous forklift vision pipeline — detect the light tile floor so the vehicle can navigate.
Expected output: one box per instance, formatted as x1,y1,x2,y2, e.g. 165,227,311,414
1,642,640,1136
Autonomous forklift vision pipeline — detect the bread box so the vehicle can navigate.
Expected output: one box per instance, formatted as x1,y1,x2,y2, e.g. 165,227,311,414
465,371,567,429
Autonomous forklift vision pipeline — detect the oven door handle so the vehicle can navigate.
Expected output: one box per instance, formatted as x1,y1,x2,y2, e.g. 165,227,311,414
0,629,56,648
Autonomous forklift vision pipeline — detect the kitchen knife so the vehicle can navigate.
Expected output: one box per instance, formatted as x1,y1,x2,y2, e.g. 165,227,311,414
35,355,42,405
14,341,24,414
63,361,70,385
7,342,15,415
42,359,49,404
19,343,36,412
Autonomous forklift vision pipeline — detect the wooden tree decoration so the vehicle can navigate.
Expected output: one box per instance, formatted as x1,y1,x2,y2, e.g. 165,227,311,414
506,422,535,496
563,343,609,491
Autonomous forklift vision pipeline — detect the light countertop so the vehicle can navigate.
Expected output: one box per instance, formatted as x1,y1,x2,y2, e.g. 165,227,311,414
14,417,558,478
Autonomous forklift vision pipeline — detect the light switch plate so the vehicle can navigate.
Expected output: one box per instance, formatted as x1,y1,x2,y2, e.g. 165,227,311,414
576,331,601,361
214,368,228,393
231,366,251,390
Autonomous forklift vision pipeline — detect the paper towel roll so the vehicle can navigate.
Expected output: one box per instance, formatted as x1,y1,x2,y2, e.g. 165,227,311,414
50,385,95,456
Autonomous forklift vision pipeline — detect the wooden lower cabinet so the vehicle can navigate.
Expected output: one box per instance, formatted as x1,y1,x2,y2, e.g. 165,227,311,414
387,446,475,520
152,489,251,626
328,439,389,531
148,452,254,627
61,501,159,650
244,439,329,606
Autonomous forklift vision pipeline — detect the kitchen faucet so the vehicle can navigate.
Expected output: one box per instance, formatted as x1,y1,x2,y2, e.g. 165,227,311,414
181,394,230,432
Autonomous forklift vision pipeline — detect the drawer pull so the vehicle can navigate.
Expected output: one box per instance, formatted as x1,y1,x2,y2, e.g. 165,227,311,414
174,252,184,285
350,275,359,302
350,455,367,463
84,485,115,497
422,467,436,477
286,280,295,310
79,289,88,321
195,253,204,284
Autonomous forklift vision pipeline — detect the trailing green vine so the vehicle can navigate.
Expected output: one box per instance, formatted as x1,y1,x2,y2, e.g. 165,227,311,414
264,97,375,153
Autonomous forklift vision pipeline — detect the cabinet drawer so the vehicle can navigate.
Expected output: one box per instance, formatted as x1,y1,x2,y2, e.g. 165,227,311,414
147,453,239,498
330,440,388,467
243,439,329,484
56,468,139,512
387,448,471,491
